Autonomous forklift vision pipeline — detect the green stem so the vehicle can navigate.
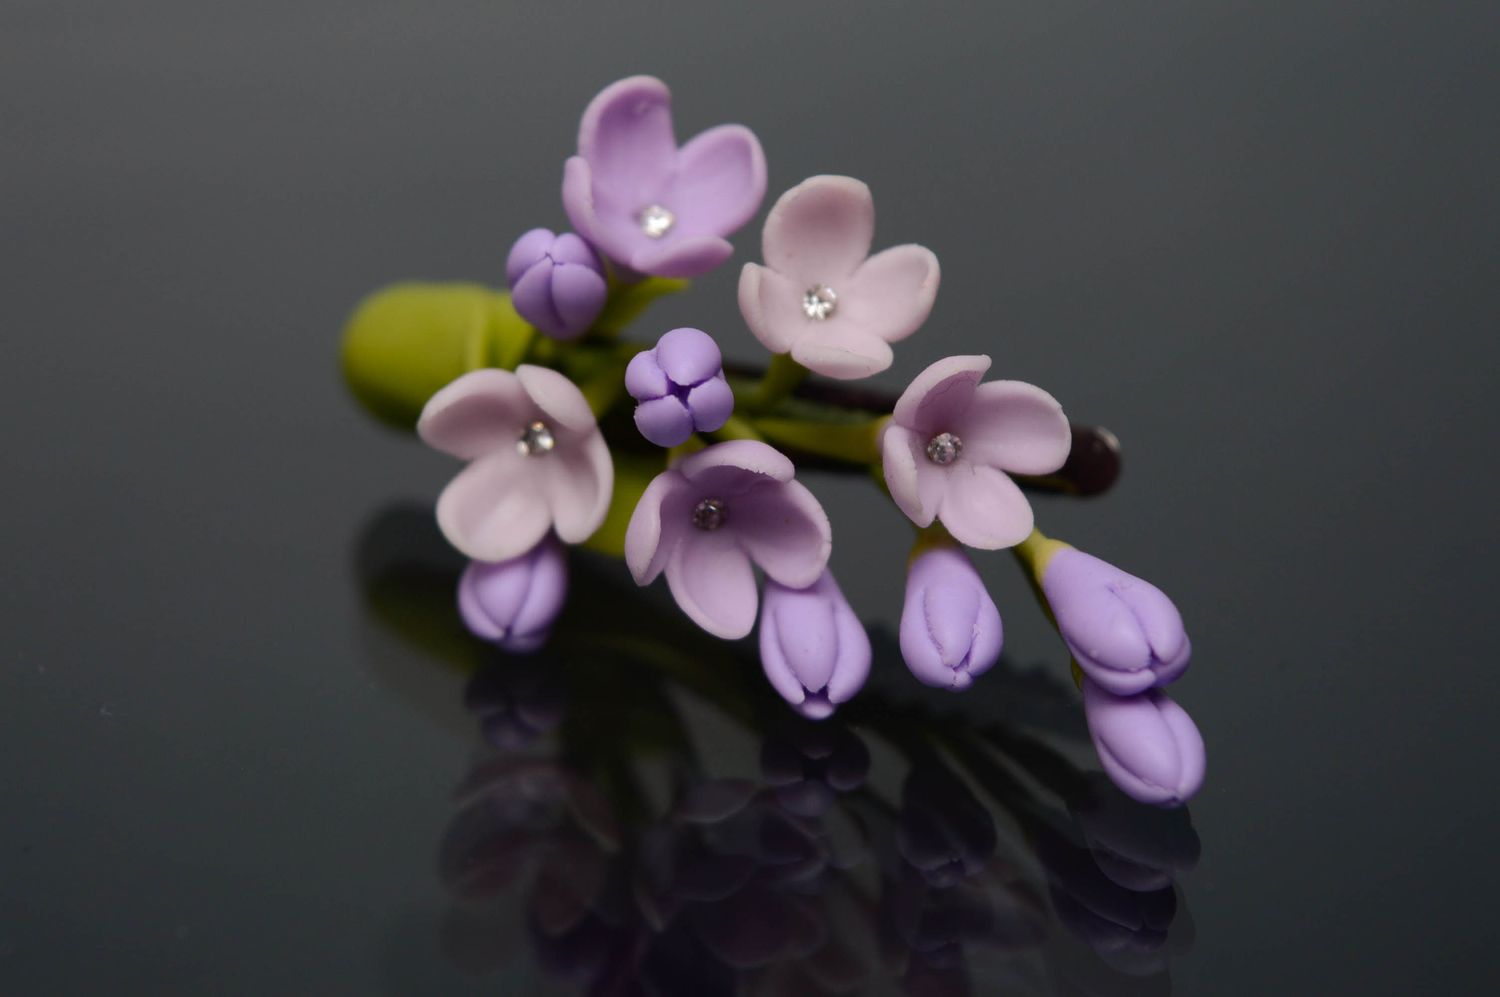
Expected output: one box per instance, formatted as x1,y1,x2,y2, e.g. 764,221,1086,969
710,415,765,442
751,413,887,465
742,353,808,412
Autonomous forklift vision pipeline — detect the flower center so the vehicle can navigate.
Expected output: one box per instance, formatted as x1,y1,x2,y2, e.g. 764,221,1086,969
638,204,675,238
691,497,727,531
516,420,556,456
925,432,962,466
801,284,838,320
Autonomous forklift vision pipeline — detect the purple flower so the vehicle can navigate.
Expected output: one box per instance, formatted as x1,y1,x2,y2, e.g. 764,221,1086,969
625,327,735,447
759,570,870,720
562,76,766,278
899,545,1003,690
881,355,1070,550
457,537,569,653
505,228,607,340
418,366,613,562
739,176,940,380
1043,548,1191,695
1082,679,1205,807
624,440,831,639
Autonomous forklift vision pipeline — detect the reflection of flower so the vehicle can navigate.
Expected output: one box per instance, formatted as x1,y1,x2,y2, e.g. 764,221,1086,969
899,545,1003,690
760,719,870,818
1082,680,1205,807
1043,547,1191,695
504,228,607,339
897,760,998,888
562,76,766,278
419,367,613,562
463,659,566,750
759,570,870,720
738,175,939,379
881,355,1070,549
457,537,568,653
625,326,735,447
625,440,831,639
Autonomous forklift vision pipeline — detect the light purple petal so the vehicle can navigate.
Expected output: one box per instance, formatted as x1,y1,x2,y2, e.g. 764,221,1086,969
576,75,677,208
561,156,607,255
655,327,722,385
960,380,1072,475
624,349,669,400
899,547,1002,690
625,468,685,584
790,324,894,380
764,578,840,697
634,395,695,448
628,234,734,278
733,480,832,589
670,124,767,240
759,594,809,706
826,578,872,704
510,259,562,333
435,450,551,562
665,529,758,638
761,176,874,285
1083,681,1206,807
677,439,795,487
844,244,940,343
515,364,596,433
686,376,733,432
936,462,1035,550
737,263,803,354
536,429,612,544
548,232,600,268
880,424,936,527
506,538,569,641
891,355,990,435
549,262,608,338
417,368,535,461
506,228,556,286
458,562,509,641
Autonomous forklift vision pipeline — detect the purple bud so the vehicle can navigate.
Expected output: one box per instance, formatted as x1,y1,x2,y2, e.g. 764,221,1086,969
1042,548,1191,695
1082,679,1205,807
899,546,1002,690
505,228,607,340
457,536,568,653
759,570,870,720
624,327,733,447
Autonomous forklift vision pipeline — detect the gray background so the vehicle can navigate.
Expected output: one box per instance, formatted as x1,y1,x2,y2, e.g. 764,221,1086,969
3,1,1497,993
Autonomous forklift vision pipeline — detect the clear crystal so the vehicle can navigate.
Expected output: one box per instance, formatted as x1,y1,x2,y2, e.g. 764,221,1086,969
691,497,727,531
925,432,963,466
516,420,556,456
801,284,838,320
638,204,675,238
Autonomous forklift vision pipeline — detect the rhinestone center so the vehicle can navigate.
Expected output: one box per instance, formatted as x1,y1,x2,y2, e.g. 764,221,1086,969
516,420,556,456
691,497,727,531
801,284,838,320
638,204,675,238
925,432,963,466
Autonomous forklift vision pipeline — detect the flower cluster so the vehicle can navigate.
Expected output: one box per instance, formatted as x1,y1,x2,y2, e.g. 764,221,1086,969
375,75,1205,806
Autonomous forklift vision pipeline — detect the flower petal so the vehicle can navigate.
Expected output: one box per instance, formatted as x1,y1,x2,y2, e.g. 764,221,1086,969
738,263,803,354
550,262,608,338
634,395,694,448
576,75,677,207
891,355,990,435
1084,682,1205,807
790,325,894,380
665,530,758,639
628,234,734,278
961,380,1071,475
538,429,612,544
937,462,1034,550
733,480,832,589
677,439,795,489
686,376,733,433
845,244,940,343
880,424,939,527
515,364,596,433
670,124,767,239
625,468,685,584
561,156,608,253
435,450,551,562
510,259,562,334
624,349,669,400
417,368,535,460
506,228,556,286
507,538,569,642
761,175,874,285
759,598,809,707
826,581,872,705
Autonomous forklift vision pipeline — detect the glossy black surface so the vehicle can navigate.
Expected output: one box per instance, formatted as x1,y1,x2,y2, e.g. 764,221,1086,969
3,2,1496,993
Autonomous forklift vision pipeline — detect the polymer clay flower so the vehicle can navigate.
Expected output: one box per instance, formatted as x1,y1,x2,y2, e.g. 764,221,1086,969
562,76,766,278
505,228,607,340
899,545,1003,690
1082,680,1205,808
759,570,871,720
1042,548,1191,695
418,366,613,562
882,355,1070,549
625,327,735,447
456,536,568,653
738,176,939,379
625,440,831,639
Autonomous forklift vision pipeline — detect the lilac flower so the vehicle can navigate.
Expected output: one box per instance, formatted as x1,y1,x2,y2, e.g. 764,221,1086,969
882,355,1070,550
562,76,766,278
457,537,569,653
625,327,735,447
625,440,831,639
419,366,613,562
896,759,998,888
760,720,870,818
759,570,871,720
899,545,1003,690
1043,547,1191,695
739,175,940,380
1082,679,1205,808
505,228,608,340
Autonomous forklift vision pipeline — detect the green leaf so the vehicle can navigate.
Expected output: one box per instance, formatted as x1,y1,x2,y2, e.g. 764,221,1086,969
593,276,689,335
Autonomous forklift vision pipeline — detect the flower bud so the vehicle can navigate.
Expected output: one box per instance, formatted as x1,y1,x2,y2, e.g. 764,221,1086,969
625,327,734,447
899,546,1002,689
457,536,568,653
1042,548,1190,695
1082,679,1205,807
505,228,607,340
759,570,870,720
